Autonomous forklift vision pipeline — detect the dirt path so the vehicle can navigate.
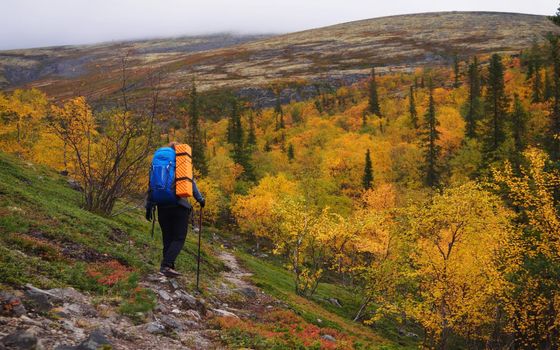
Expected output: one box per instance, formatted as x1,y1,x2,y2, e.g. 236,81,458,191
0,247,278,350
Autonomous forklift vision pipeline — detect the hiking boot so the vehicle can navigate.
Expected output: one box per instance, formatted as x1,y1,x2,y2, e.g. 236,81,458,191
159,266,182,278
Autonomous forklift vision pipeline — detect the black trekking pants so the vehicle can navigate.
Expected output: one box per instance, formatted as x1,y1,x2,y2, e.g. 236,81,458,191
157,205,191,269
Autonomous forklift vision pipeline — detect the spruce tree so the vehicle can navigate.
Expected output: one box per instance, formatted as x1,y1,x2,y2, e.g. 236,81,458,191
362,149,374,190
465,56,482,139
483,53,509,161
409,85,418,128
274,96,284,130
511,94,529,155
453,54,460,88
247,110,257,147
532,62,542,103
544,69,553,101
368,67,381,115
187,80,207,175
229,99,254,180
421,83,441,188
548,34,560,161
287,143,294,161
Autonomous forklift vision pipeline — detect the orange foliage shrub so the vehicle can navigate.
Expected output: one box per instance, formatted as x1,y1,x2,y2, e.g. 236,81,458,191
86,260,132,286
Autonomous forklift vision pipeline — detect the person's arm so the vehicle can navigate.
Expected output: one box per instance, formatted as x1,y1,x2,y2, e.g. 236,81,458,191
192,179,205,207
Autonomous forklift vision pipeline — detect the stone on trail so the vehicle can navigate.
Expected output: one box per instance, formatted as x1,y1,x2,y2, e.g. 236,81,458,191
0,291,27,317
145,321,165,334
23,284,63,313
54,329,110,350
237,287,257,299
0,328,44,350
211,308,239,319
321,334,336,342
157,290,172,301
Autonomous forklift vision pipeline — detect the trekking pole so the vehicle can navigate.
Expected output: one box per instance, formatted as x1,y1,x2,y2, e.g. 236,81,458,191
196,207,203,291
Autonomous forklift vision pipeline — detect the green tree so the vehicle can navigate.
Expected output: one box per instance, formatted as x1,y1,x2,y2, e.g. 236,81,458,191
453,54,460,88
228,98,254,181
510,94,530,170
464,56,482,139
362,149,374,189
368,67,381,115
187,80,207,175
247,110,257,147
544,69,553,101
532,62,542,103
420,84,441,188
409,85,418,129
482,54,509,162
547,34,560,161
274,95,284,130
287,143,294,161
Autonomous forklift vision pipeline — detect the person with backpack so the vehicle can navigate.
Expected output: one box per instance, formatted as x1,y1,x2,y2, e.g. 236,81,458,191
145,142,205,278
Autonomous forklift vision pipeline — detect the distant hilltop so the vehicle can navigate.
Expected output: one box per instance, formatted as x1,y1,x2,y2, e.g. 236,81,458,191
1,11,559,103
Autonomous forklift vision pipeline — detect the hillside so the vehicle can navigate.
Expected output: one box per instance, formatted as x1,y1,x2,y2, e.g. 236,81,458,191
0,152,399,349
2,12,559,104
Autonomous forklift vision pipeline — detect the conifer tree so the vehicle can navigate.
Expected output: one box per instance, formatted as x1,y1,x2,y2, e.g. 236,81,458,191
187,80,207,175
229,99,254,180
274,96,284,130
544,69,553,101
409,85,418,128
453,54,460,88
547,34,560,161
287,143,294,161
483,54,509,161
465,56,482,139
532,63,542,103
511,94,529,155
263,140,271,152
368,67,381,115
420,83,441,188
247,110,257,147
362,149,373,190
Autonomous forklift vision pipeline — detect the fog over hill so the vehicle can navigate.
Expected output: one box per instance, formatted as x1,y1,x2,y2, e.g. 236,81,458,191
1,12,559,104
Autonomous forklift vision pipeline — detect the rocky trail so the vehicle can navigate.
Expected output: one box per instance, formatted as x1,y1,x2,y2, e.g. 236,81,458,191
0,247,282,350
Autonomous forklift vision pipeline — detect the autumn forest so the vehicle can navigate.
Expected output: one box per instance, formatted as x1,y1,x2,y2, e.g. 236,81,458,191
1,8,560,350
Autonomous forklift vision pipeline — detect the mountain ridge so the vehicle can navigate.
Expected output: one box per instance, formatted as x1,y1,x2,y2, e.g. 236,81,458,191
1,11,559,103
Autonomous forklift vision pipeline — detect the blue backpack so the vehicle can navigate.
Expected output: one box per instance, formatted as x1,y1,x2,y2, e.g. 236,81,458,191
149,147,177,205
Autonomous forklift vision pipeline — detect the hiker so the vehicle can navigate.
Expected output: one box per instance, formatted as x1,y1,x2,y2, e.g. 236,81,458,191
145,142,205,278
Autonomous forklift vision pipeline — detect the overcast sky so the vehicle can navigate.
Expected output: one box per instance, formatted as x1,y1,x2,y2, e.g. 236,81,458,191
0,0,557,50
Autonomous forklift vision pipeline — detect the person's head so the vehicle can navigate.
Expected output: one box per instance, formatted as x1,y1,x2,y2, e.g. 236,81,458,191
168,141,179,150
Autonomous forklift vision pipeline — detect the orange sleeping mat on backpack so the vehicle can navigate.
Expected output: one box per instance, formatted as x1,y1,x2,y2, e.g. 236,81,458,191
175,143,193,198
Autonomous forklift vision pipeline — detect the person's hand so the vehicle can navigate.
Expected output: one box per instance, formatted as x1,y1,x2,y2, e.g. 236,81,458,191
200,199,206,208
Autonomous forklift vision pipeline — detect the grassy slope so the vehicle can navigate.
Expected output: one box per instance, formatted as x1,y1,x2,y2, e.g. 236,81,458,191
237,252,418,349
0,151,223,292
0,152,411,348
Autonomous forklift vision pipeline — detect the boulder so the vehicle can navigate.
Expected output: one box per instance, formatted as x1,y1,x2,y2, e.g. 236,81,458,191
0,292,26,317
47,288,88,304
211,308,239,319
55,329,111,350
321,334,336,342
145,321,165,335
237,287,257,299
160,315,183,331
1,328,43,350
23,285,63,313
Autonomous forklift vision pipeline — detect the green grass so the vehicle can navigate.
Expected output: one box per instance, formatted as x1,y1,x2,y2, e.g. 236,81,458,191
236,251,418,349
0,151,224,293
